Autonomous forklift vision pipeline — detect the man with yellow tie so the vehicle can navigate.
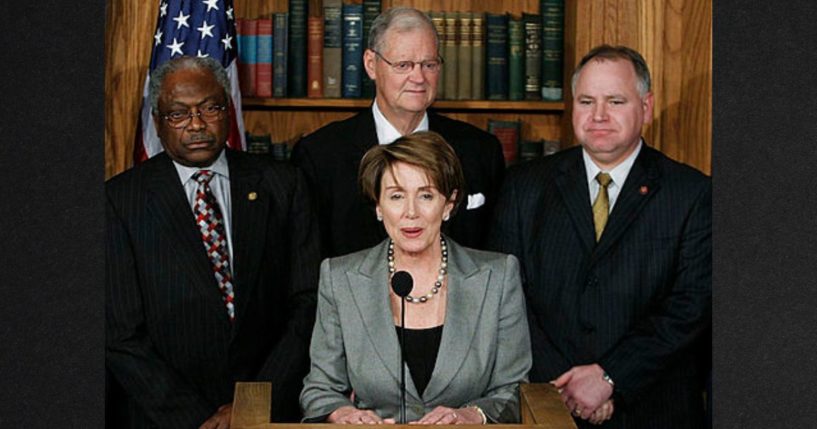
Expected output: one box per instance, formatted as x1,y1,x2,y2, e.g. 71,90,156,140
489,45,711,428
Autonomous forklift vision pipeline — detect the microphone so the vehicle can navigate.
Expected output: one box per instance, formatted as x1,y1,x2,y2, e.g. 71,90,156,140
391,271,413,424
391,271,413,298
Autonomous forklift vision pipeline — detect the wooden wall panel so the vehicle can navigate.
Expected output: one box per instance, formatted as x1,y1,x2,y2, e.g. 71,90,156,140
104,0,158,178
568,0,711,174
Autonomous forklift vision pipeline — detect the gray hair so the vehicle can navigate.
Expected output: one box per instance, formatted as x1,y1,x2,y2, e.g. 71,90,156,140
368,7,438,54
148,56,231,113
571,44,652,97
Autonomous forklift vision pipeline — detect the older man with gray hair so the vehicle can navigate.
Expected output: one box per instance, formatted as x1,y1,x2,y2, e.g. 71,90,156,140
292,7,504,259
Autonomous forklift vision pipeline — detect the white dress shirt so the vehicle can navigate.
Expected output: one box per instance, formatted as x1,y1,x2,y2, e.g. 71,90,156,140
173,149,234,263
372,100,429,145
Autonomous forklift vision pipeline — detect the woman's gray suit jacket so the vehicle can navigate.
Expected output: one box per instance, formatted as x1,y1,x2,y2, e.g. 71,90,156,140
300,237,532,423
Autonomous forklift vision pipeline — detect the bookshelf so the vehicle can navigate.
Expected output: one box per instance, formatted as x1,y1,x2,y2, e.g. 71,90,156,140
103,0,711,178
234,0,569,154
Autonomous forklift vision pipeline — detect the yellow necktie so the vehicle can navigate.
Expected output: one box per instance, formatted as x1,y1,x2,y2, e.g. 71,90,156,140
593,173,613,241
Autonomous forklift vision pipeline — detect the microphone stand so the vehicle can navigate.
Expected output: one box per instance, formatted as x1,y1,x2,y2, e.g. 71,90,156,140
399,295,407,424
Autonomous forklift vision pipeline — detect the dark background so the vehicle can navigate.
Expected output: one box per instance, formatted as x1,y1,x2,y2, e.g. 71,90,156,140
2,0,817,427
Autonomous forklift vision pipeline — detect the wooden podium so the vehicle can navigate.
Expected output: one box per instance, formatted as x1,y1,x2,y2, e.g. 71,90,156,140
230,382,576,429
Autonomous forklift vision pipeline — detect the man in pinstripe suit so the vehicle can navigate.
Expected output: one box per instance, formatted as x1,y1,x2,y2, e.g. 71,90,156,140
489,45,711,428
105,56,320,428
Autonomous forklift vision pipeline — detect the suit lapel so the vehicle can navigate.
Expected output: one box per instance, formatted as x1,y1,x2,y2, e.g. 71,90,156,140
226,150,267,331
591,146,661,264
145,154,230,323
422,239,489,402
353,108,379,154
554,150,596,256
346,241,423,402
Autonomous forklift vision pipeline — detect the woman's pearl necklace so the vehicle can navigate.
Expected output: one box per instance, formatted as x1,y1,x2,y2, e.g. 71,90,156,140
388,236,448,303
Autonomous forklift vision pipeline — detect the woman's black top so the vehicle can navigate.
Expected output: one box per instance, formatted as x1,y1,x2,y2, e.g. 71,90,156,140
394,324,444,396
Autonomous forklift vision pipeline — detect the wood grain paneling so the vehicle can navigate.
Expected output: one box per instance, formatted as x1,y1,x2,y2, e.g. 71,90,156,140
567,0,711,173
104,0,159,178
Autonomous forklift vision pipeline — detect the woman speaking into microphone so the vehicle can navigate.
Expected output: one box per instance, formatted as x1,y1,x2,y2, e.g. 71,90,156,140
300,131,531,424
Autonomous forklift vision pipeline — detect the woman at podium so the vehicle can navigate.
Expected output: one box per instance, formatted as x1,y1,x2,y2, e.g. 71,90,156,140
300,132,531,424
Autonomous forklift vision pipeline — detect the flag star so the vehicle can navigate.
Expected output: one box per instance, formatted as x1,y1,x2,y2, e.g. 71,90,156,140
172,10,191,29
226,7,234,20
166,37,185,56
197,49,209,58
197,20,215,39
221,34,233,50
154,29,163,46
159,2,168,17
203,0,220,12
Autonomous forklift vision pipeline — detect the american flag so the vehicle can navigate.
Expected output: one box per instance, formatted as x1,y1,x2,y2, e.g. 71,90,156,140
134,0,246,163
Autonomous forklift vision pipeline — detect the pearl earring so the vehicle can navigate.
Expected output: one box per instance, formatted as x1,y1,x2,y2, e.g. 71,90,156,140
377,214,383,221
443,213,450,221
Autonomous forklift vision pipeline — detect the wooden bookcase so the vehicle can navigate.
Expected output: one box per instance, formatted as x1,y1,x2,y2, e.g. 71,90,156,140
234,0,567,150
104,0,711,178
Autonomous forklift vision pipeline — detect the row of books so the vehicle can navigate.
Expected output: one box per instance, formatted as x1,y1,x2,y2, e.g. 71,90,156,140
235,0,565,101
487,119,561,166
236,0,381,99
246,133,291,161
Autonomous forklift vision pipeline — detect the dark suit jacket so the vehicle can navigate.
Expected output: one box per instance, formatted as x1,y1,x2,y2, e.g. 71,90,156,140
291,109,504,258
489,145,711,429
105,150,320,428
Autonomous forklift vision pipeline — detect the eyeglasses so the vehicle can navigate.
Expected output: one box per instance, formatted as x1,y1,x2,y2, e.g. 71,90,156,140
373,51,444,74
160,103,227,129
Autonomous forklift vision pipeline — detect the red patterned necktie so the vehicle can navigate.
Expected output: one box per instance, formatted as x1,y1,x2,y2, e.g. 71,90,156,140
192,170,235,322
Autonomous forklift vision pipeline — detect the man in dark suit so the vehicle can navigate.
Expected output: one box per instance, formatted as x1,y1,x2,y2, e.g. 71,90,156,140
106,56,320,428
291,7,504,258
489,45,711,428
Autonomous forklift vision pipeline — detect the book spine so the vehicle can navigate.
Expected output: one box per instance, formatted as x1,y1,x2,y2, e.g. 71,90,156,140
342,4,364,98
442,11,459,100
487,119,521,166
237,19,258,97
541,0,564,100
307,16,324,98
288,0,308,97
519,139,544,162
456,12,473,100
273,13,289,98
471,12,485,100
256,19,273,98
523,13,542,100
508,17,524,101
429,11,446,100
485,13,509,100
323,0,342,98
361,0,381,99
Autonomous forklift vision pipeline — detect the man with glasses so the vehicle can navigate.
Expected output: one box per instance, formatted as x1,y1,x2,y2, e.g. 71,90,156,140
106,56,320,428
292,7,504,258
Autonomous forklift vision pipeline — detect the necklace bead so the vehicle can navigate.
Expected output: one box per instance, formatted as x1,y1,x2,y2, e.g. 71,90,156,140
388,237,448,303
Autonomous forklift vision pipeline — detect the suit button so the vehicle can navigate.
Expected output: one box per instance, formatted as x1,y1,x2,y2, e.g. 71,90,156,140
582,323,595,333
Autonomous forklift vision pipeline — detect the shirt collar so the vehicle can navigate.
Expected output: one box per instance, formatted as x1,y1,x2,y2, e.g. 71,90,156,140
372,100,429,145
582,139,643,188
172,148,230,185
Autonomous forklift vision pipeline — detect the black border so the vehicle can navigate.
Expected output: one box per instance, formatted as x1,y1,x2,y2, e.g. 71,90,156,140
0,1,106,426
714,0,817,427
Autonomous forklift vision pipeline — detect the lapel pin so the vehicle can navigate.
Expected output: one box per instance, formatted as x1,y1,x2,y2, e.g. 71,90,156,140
248,192,258,201
639,186,648,195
